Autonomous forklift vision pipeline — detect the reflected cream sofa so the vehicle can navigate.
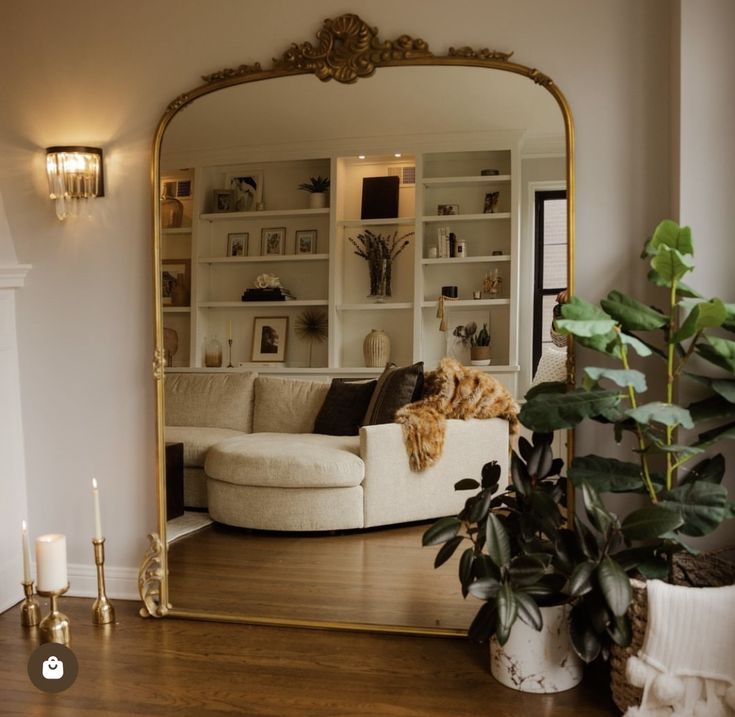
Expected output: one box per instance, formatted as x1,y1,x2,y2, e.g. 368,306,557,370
164,372,509,531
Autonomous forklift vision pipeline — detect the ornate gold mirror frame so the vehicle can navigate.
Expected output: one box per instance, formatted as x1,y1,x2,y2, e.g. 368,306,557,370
140,13,575,635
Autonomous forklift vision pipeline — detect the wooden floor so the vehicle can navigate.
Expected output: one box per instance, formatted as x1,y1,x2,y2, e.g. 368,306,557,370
168,522,480,629
0,598,618,716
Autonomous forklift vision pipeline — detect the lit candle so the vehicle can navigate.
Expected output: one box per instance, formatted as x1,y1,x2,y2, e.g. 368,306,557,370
36,534,67,592
227,320,232,340
92,477,102,540
21,520,31,583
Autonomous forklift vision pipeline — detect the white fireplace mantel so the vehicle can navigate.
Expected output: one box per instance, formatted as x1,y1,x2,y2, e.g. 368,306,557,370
0,264,32,290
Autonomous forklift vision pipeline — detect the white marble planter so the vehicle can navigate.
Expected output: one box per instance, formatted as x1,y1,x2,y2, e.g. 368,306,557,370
490,603,583,693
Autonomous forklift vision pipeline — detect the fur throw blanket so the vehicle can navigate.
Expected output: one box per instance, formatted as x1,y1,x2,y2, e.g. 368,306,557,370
395,357,519,471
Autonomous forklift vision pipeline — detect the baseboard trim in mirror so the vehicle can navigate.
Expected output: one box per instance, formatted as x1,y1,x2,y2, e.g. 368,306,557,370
149,12,575,637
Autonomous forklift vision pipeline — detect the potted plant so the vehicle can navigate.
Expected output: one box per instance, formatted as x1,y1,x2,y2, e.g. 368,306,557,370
519,219,735,709
298,175,330,208
470,323,491,365
423,433,633,693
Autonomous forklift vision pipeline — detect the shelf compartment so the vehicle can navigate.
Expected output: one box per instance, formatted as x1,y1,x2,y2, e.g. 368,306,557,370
421,255,510,265
421,299,511,308
200,208,330,222
199,254,329,264
422,213,511,223
422,175,511,187
338,217,415,228
337,302,413,311
163,306,191,313
199,300,329,308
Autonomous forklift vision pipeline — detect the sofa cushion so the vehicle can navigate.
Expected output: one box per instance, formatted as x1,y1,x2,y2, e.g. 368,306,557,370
165,426,245,466
363,362,424,425
313,379,377,436
205,433,364,489
165,372,256,432
253,377,330,433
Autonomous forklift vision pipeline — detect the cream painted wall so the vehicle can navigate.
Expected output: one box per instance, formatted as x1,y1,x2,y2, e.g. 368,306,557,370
0,0,673,587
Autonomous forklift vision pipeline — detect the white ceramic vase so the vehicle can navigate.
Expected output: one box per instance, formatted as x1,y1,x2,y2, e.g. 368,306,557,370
490,603,583,693
363,329,390,368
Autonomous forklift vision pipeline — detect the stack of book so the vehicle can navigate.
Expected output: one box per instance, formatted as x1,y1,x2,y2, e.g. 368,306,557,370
241,287,295,302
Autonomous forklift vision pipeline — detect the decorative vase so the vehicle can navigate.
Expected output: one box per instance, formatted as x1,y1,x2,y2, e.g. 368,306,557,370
470,346,491,366
367,258,391,301
363,329,390,368
204,336,223,368
170,274,189,307
309,192,327,209
161,190,183,229
490,604,583,693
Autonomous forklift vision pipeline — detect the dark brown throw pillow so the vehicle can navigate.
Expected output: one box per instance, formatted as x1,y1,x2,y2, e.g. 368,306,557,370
363,362,424,426
313,379,378,436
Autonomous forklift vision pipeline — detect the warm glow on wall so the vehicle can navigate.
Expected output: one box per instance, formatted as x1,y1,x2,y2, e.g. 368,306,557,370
46,146,104,220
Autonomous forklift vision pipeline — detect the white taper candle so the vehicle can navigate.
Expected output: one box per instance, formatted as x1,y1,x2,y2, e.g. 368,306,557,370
21,520,31,583
92,477,102,540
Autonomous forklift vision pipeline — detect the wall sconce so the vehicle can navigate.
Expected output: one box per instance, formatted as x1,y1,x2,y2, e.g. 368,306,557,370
46,146,104,220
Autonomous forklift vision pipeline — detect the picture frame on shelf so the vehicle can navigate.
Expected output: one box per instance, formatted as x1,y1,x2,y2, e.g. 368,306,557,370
483,192,500,214
251,316,288,362
227,232,248,257
225,173,263,212
437,204,459,216
262,227,286,255
161,259,191,306
212,189,235,213
295,229,317,254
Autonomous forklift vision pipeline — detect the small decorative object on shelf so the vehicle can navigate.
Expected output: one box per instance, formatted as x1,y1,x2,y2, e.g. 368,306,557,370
212,189,235,213
484,191,500,214
227,232,248,257
295,310,328,367
160,182,183,229
161,260,190,307
481,168,500,176
473,290,482,300
261,227,286,255
163,328,178,368
298,175,330,209
348,229,413,301
437,204,459,216
363,328,390,368
170,273,190,307
251,316,288,362
204,336,223,367
456,240,467,257
483,268,502,297
242,273,295,302
226,174,262,212
470,323,491,365
295,229,317,254
449,232,457,257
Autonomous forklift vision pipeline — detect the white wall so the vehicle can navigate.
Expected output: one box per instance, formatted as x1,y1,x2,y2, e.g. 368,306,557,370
0,0,674,588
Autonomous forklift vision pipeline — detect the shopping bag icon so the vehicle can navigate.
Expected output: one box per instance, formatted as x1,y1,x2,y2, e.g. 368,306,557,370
42,656,64,680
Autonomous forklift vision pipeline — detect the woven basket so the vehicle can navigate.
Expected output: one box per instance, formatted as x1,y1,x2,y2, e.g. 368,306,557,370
609,548,735,713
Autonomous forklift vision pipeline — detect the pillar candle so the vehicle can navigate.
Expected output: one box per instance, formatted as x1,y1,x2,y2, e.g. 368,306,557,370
21,520,31,583
36,534,67,592
92,478,102,540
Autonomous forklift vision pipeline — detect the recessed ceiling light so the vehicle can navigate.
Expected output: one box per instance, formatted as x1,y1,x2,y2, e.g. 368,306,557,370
394,153,402,158
358,154,366,159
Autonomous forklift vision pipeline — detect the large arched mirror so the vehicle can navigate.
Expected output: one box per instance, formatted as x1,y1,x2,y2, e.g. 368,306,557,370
141,14,574,635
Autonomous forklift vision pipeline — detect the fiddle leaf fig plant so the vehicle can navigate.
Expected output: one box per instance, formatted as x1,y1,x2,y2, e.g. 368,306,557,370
520,219,735,547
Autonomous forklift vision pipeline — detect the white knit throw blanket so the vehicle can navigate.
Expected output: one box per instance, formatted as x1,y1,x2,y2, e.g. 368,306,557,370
625,579,735,717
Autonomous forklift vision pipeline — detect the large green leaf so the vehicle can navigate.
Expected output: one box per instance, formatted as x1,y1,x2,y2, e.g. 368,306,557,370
510,452,531,497
569,603,601,663
434,535,464,568
627,402,694,429
523,381,568,400
495,582,519,646
486,514,511,568
583,367,647,393
711,379,735,404
468,576,501,600
659,482,729,537
619,332,654,357
566,561,596,597
675,299,727,342
621,506,684,541
696,336,735,373
556,296,617,338
648,219,694,256
582,482,615,533
576,331,622,358
688,395,735,424
651,245,693,285
507,556,547,587
515,591,543,631
569,455,649,492
597,557,632,617
694,419,735,449
454,478,480,491
723,303,735,333
519,389,621,432
680,454,725,485
468,601,497,643
601,291,668,332
458,548,474,596
422,516,461,546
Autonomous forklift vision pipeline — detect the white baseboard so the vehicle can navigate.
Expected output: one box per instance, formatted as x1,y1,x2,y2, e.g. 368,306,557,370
67,563,140,601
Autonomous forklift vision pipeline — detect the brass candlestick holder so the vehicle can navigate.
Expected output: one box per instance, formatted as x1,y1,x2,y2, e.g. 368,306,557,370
92,538,116,625
37,584,70,645
227,338,233,368
20,580,41,627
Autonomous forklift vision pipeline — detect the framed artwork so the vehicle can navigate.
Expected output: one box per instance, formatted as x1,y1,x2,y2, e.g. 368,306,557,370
212,189,235,213
251,316,288,362
227,232,248,257
437,204,459,216
295,229,317,254
161,259,191,306
262,227,286,255
483,192,500,214
225,173,263,212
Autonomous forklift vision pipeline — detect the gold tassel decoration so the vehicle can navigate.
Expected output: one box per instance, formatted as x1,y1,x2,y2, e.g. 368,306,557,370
436,294,459,331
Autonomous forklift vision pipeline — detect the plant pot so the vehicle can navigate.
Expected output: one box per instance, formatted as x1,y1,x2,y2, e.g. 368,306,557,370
470,346,491,365
490,603,583,693
309,192,327,209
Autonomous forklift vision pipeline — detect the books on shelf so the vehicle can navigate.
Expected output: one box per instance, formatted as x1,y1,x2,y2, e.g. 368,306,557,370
241,287,296,302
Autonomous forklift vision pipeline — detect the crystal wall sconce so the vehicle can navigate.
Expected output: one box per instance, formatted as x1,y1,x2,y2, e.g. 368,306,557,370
46,146,104,220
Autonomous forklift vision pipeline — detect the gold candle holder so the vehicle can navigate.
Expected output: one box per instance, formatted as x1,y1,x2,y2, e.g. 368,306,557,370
37,584,70,645
92,538,115,625
20,580,41,627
